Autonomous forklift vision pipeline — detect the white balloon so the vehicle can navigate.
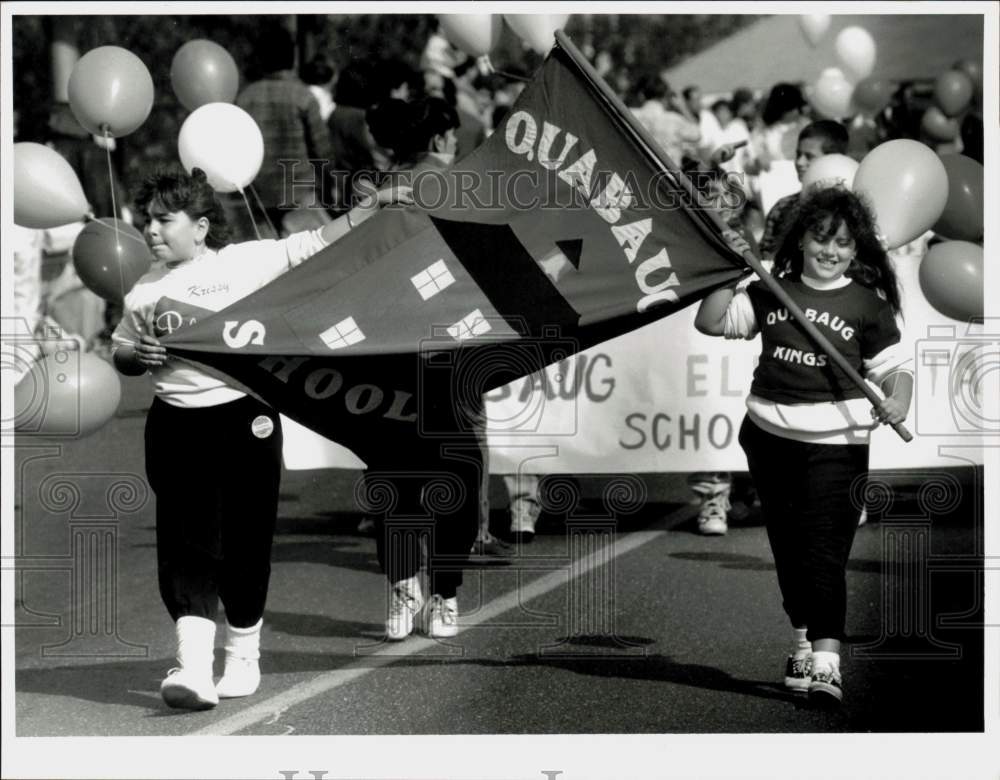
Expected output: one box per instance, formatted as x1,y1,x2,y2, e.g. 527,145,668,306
799,14,831,46
504,14,569,55
801,154,859,193
810,67,854,119
835,26,877,81
177,103,264,193
439,14,502,57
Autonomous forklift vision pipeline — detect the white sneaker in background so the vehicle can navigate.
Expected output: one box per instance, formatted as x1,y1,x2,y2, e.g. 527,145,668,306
425,595,459,638
386,575,424,641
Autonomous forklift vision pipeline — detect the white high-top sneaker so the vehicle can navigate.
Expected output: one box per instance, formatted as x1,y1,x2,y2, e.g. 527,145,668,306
386,575,424,641
215,619,263,698
160,615,218,710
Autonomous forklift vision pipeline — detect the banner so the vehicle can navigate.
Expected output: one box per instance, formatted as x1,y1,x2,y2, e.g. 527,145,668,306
160,41,747,469
283,239,989,473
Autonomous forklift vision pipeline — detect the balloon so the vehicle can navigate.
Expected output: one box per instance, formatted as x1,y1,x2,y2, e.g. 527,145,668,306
504,14,570,55
438,15,503,58
933,70,973,117
852,77,894,115
177,103,264,193
809,67,854,119
67,46,154,138
14,352,122,438
853,139,948,249
835,26,877,81
170,39,240,111
13,143,89,229
953,59,982,97
72,218,152,303
798,14,830,46
801,154,859,192
918,241,983,322
921,105,960,142
933,154,984,241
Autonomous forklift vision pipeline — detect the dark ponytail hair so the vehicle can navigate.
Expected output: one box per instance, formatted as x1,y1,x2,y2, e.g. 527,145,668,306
367,97,459,166
134,167,231,249
773,186,902,316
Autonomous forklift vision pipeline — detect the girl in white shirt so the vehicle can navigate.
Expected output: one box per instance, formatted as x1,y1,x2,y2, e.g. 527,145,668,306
113,167,410,710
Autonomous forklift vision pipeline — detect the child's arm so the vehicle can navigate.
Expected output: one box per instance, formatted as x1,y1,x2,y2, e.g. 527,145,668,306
694,284,740,336
872,370,913,426
695,229,753,336
318,182,414,246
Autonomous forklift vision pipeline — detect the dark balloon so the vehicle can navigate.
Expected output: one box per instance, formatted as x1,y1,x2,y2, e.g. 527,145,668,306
72,218,152,303
919,241,983,322
933,154,984,241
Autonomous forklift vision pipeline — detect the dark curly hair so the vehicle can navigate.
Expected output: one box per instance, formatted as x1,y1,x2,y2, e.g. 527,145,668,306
366,97,459,166
134,167,231,250
773,186,902,316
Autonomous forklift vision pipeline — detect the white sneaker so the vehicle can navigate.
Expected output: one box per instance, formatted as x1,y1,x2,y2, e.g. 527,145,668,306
697,490,730,535
160,666,218,710
215,619,263,698
162,615,218,710
425,595,459,638
216,657,261,698
386,576,424,641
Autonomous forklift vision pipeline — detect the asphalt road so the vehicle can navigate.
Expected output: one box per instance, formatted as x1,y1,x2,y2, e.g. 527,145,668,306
12,372,985,739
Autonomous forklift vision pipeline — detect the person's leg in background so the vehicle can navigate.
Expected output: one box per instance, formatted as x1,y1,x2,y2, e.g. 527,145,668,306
507,473,541,543
471,433,513,557
369,467,427,641
688,471,733,535
424,430,488,638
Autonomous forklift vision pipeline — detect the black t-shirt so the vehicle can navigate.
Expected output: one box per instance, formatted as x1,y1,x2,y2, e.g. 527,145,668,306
745,277,900,404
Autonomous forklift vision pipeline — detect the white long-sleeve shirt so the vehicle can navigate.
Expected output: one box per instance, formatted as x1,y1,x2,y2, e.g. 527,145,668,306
112,229,328,408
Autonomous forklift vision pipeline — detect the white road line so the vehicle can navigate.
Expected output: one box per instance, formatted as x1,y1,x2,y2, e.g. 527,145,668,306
189,520,677,736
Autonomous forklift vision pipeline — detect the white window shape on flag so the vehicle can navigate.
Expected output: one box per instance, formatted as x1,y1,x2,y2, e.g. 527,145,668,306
447,309,492,342
411,259,456,301
319,316,366,350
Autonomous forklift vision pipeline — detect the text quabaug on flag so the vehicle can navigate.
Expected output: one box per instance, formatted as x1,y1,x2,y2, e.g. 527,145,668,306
160,41,748,465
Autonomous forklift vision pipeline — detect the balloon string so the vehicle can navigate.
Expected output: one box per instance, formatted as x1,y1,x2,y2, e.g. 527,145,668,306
240,188,262,241
103,126,127,301
248,184,277,237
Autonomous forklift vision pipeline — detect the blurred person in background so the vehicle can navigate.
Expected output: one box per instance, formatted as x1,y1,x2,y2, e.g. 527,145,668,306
750,82,809,217
236,26,333,235
327,62,381,213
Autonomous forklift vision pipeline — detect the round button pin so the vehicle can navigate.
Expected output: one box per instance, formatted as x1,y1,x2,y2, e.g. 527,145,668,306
251,415,274,439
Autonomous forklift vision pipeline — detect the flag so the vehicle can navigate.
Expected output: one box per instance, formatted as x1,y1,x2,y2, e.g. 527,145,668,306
160,40,748,465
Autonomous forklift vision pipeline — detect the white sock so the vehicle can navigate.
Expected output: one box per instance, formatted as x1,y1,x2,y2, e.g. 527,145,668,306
811,650,840,672
792,628,811,658
175,615,216,673
224,619,262,661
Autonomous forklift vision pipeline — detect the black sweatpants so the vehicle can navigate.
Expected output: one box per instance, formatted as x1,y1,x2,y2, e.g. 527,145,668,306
738,416,869,642
366,392,486,600
145,395,283,627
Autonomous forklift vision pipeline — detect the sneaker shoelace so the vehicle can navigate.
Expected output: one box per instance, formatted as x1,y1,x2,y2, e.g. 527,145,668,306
432,597,457,624
701,493,731,520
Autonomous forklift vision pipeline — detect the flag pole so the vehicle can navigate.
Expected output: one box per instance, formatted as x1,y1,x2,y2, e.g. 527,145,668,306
553,30,911,443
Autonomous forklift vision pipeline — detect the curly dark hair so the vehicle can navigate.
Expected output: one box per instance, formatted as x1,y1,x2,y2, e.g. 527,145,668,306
773,186,902,316
366,97,459,166
134,167,231,250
